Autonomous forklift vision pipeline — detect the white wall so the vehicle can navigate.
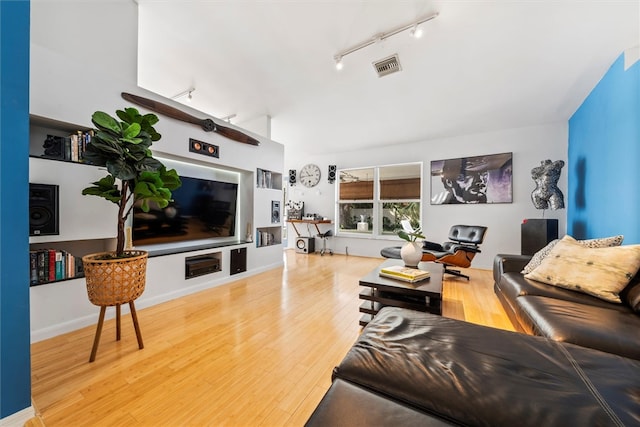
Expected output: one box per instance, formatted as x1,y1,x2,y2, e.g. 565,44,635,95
284,123,568,269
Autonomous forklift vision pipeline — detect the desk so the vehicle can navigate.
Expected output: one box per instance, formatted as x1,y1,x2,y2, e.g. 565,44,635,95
287,219,332,237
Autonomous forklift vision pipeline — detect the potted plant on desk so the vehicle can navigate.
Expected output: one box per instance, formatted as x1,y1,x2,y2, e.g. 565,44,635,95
80,106,181,361
398,220,425,268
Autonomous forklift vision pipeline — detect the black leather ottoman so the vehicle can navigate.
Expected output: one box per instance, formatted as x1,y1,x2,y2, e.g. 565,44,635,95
305,379,453,426
308,307,640,427
380,246,401,259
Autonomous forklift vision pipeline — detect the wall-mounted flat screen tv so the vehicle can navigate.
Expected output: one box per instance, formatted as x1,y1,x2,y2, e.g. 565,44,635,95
132,175,238,246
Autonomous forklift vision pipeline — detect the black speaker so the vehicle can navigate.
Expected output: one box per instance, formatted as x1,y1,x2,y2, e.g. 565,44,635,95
189,138,219,158
328,165,336,183
289,169,296,185
521,219,558,255
29,183,59,236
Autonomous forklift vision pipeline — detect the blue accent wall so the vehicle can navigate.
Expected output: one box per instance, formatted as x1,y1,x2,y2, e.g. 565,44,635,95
0,0,31,419
568,53,640,243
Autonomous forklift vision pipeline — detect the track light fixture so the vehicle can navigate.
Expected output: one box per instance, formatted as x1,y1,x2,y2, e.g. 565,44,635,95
171,87,195,102
220,114,237,123
410,23,423,39
333,12,438,70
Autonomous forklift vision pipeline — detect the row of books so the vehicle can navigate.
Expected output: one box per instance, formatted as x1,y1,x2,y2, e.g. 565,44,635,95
257,168,275,189
256,231,278,247
30,249,84,285
42,130,94,163
379,265,430,283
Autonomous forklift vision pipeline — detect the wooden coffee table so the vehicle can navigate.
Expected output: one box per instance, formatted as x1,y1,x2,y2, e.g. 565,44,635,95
359,259,444,327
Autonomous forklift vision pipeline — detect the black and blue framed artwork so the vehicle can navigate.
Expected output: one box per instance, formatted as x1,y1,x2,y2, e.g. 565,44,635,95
431,152,513,205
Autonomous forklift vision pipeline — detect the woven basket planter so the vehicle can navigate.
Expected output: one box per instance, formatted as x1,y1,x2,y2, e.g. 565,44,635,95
82,250,148,306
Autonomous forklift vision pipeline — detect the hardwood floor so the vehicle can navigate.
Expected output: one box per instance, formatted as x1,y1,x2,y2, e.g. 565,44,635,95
30,251,514,426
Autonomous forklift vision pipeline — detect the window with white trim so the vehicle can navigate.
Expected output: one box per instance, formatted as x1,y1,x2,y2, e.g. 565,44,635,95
337,163,422,237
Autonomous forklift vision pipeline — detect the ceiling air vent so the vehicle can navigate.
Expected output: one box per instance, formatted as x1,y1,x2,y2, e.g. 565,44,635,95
373,54,402,77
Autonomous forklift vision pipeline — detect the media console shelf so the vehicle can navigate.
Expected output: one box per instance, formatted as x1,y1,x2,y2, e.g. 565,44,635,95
185,252,221,279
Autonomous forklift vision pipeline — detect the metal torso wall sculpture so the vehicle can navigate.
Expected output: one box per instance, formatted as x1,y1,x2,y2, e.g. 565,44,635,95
531,160,565,210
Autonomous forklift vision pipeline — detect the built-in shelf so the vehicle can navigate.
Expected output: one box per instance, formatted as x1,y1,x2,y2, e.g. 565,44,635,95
29,249,85,286
30,115,93,164
29,238,114,286
256,226,282,248
142,240,250,258
28,113,259,288
28,114,116,287
185,251,221,279
256,168,282,190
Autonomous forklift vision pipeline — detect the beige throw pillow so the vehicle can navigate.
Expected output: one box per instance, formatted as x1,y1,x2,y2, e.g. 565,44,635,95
521,234,624,275
524,236,640,303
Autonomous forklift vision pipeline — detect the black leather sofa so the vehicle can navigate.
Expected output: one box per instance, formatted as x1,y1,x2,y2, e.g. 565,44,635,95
493,254,640,360
306,307,640,426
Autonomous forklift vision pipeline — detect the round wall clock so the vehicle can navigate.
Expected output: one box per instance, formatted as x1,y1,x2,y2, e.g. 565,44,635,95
299,163,321,188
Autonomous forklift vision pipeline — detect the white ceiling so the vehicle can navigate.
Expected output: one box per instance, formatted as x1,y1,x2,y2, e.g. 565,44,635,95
137,1,640,154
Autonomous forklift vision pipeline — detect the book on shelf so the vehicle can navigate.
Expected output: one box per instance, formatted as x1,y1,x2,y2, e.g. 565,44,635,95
42,130,93,163
29,249,82,285
379,265,430,283
256,230,276,247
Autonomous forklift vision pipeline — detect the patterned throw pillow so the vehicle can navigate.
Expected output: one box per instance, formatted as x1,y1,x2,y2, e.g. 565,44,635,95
521,234,624,275
524,236,640,303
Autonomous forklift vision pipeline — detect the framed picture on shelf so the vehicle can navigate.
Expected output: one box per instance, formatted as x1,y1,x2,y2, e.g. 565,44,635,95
271,200,280,223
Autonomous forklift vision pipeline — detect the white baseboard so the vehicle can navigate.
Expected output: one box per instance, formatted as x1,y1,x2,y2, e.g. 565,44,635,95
31,313,96,343
0,405,35,427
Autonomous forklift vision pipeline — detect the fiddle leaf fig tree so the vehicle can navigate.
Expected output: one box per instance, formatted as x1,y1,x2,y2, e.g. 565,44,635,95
82,107,181,257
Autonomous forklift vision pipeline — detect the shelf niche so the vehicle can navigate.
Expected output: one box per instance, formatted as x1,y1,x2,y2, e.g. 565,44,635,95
256,226,281,248
256,168,282,190
29,238,114,286
30,115,93,164
185,252,221,279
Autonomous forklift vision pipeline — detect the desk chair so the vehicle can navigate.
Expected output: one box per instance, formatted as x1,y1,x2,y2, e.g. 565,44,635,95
318,230,333,256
